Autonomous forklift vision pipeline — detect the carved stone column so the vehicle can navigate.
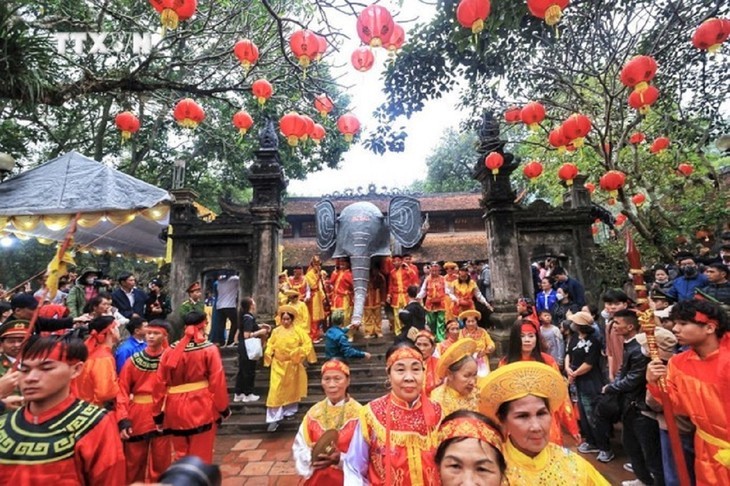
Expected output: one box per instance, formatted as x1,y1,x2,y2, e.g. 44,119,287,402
168,188,200,337
249,120,287,321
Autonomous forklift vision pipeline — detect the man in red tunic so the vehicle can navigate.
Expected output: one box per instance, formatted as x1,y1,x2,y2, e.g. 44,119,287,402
152,311,230,463
72,315,120,407
329,258,355,340
387,255,418,337
117,319,173,482
0,334,125,484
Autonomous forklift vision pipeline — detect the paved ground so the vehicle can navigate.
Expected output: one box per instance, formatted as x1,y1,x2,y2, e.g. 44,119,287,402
213,431,636,485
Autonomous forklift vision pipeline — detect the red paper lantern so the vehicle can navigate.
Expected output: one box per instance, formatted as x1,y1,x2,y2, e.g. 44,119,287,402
314,94,334,118
233,39,259,71
615,213,628,227
520,102,546,131
692,18,730,53
252,79,273,106
557,163,579,185
504,106,522,124
315,34,327,61
628,85,659,115
562,114,591,147
599,170,626,200
523,160,543,180
232,111,253,136
383,23,406,55
456,0,491,34
289,29,320,69
484,152,504,175
149,0,196,31
300,115,315,142
549,126,569,153
649,136,670,154
114,111,140,141
584,182,596,194
619,55,658,94
356,5,395,48
279,112,308,147
311,124,326,144
337,113,361,143
351,46,375,72
677,163,693,177
629,132,645,144
632,193,646,207
527,0,569,27
173,98,205,129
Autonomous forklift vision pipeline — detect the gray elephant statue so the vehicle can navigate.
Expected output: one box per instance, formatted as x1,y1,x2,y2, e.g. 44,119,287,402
315,196,424,326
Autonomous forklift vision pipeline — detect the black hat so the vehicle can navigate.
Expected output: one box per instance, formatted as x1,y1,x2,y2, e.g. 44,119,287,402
149,278,164,288
10,293,39,310
649,288,675,303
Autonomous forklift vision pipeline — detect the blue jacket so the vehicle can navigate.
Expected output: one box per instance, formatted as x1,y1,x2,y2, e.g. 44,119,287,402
111,287,147,319
325,326,366,361
536,290,558,314
559,277,586,308
114,336,147,374
666,274,708,302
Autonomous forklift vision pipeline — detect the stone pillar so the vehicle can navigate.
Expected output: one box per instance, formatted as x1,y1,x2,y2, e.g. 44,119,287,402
168,188,200,338
249,120,287,321
562,174,592,209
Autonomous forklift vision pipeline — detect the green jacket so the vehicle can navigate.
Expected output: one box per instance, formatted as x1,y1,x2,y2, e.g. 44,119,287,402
0,353,14,378
178,299,205,318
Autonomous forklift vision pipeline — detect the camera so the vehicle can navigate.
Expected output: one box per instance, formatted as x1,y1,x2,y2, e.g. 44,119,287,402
159,456,221,486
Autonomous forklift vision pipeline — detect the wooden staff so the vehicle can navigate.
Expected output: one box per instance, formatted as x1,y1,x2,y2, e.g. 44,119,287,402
627,231,691,486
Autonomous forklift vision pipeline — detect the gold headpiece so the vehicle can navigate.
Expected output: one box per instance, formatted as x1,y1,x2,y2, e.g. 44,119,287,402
436,338,477,379
438,417,503,452
459,309,481,321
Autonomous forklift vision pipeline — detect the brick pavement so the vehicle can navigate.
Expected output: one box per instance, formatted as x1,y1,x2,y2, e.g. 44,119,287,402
214,431,636,485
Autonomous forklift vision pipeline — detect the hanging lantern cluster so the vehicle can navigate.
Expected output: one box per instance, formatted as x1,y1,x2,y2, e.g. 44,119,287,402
233,39,259,71
522,160,543,180
232,111,254,137
649,136,670,154
632,193,646,207
279,112,311,147
115,112,140,141
173,98,205,129
252,79,273,106
311,123,326,144
692,18,730,53
351,46,375,72
484,152,504,176
337,113,361,143
290,29,320,71
599,170,626,205
557,162,579,186
351,5,405,72
504,106,522,124
561,113,592,148
527,0,569,27
677,163,694,177
520,102,546,131
314,94,334,118
456,0,492,34
549,126,570,153
383,24,406,57
149,0,196,32
620,55,659,115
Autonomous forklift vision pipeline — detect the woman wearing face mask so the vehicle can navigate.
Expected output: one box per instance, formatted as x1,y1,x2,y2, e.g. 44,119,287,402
292,359,362,485
414,330,442,396
343,341,442,485
436,410,506,486
480,362,610,485
431,339,480,416
551,287,581,325
498,321,580,447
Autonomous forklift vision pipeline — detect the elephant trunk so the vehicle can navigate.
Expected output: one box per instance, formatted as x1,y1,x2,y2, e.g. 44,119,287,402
349,255,370,326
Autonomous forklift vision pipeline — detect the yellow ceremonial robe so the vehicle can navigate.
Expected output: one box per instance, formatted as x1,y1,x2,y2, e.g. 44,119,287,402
429,383,480,417
264,325,313,408
305,268,327,322
503,439,610,485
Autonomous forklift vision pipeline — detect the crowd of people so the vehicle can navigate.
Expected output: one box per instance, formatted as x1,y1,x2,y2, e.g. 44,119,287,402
0,238,728,485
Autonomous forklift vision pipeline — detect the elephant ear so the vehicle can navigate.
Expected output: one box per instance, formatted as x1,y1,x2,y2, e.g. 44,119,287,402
388,196,423,248
315,199,337,253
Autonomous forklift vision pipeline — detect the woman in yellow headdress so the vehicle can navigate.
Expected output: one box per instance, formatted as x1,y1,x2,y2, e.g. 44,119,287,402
430,338,481,416
292,359,362,485
479,362,610,485
459,310,495,377
343,341,442,485
264,305,313,432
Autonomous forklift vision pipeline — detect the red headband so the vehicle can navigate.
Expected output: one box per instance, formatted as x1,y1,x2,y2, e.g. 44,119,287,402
321,359,350,376
415,330,435,344
386,347,423,368
694,311,719,328
521,321,539,335
438,417,503,452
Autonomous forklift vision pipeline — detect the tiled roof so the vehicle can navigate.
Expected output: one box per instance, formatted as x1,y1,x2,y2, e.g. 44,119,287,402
284,192,483,216
282,231,488,268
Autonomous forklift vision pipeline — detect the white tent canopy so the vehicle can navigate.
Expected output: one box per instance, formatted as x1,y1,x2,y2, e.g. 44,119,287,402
0,151,172,257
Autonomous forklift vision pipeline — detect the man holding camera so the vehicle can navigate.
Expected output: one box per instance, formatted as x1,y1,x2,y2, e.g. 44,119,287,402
66,267,111,318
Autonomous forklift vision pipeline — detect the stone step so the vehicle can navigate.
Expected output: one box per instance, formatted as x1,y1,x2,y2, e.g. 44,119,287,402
226,376,387,396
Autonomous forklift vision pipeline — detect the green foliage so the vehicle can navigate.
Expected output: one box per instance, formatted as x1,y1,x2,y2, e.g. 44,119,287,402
410,128,481,193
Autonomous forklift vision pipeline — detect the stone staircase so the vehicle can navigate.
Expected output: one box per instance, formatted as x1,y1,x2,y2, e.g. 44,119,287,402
220,331,393,434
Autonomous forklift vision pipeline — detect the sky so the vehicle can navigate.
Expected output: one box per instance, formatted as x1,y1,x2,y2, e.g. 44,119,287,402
287,1,467,197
